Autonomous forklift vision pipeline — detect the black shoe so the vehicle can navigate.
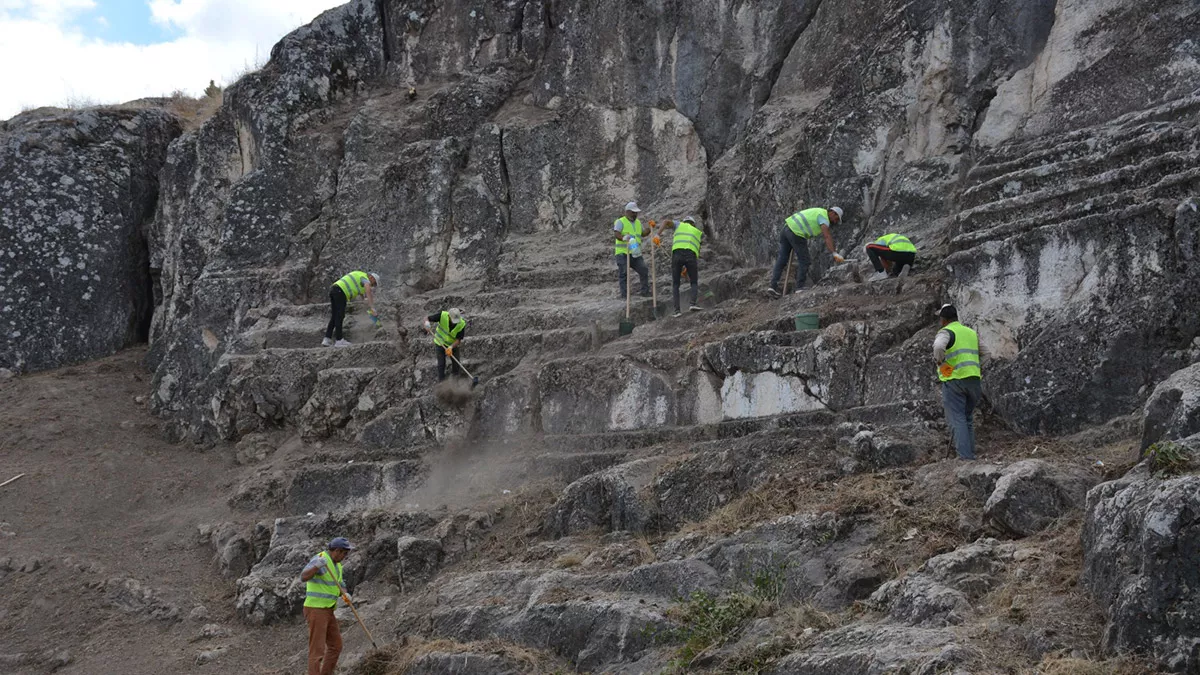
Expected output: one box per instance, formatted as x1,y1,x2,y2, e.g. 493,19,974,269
672,310,682,318
766,287,780,299
689,305,702,312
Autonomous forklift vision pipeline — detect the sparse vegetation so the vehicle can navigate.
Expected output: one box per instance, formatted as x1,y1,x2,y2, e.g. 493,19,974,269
1037,654,1158,674
1142,441,1193,477
663,590,767,671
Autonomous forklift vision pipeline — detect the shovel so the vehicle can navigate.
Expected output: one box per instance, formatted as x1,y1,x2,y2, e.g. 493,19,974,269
649,223,659,320
448,350,480,387
619,249,635,335
340,590,379,650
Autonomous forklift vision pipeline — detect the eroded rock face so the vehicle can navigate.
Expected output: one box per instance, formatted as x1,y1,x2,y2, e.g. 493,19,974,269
0,107,181,373
983,460,1098,537
870,539,1017,627
1082,465,1200,672
1142,362,1200,451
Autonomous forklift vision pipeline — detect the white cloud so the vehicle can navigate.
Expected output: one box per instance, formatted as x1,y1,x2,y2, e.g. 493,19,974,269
0,0,347,120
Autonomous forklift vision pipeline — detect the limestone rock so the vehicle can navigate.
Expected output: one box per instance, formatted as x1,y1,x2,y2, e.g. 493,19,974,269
396,536,444,589
983,460,1098,537
1082,465,1200,672
870,539,1016,627
771,624,975,674
1141,362,1200,450
545,458,667,537
0,107,181,373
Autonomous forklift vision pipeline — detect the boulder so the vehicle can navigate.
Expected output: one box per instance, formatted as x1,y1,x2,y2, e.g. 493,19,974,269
0,107,181,373
396,536,444,589
870,539,1016,627
956,463,1003,503
1082,465,1200,672
983,460,1098,537
545,458,667,537
1141,362,1200,450
770,624,975,674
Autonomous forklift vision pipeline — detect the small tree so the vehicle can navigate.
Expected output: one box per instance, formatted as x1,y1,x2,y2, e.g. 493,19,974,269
204,80,222,99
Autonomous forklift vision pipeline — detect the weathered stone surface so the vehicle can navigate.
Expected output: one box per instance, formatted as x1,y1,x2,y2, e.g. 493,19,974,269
1142,362,1200,451
1082,465,1200,672
956,463,1003,503
95,577,180,622
771,624,975,674
545,458,667,537
0,107,181,373
396,536,444,589
870,539,1016,627
984,460,1099,537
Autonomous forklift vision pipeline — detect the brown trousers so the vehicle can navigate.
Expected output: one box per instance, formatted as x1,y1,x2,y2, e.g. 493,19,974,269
304,606,342,675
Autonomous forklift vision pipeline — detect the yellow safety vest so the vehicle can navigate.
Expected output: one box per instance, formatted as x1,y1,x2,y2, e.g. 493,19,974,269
613,217,643,255
672,222,703,257
432,311,466,347
875,233,916,253
303,551,343,609
785,208,830,239
939,322,981,381
334,271,371,300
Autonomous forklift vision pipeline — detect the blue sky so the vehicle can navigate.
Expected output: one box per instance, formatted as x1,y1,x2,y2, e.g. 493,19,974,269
0,0,347,119
87,1,178,45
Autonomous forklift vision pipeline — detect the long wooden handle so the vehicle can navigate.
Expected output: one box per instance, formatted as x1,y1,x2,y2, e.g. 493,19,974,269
782,252,793,296
650,237,657,309
625,250,632,319
344,595,378,649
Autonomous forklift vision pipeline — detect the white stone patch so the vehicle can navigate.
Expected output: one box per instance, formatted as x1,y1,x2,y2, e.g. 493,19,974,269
719,370,825,420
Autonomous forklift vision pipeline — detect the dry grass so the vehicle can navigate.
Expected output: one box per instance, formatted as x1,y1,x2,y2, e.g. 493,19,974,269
1036,655,1158,674
553,552,585,568
352,637,568,675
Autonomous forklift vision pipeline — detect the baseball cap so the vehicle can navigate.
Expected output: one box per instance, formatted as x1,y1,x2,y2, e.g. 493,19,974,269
368,272,381,285
328,537,355,551
448,308,464,323
680,216,696,224
936,304,958,320
625,201,641,213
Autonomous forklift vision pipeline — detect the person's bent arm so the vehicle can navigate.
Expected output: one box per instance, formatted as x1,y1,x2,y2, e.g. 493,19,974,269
821,224,836,254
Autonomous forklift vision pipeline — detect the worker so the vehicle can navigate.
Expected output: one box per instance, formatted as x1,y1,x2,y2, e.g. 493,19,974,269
300,537,355,675
766,206,845,297
424,308,467,381
614,201,651,299
865,233,917,280
934,304,982,460
669,216,703,317
324,270,380,347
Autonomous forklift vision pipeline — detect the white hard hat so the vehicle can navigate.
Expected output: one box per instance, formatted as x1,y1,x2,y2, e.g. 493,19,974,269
368,272,381,285
830,206,844,219
625,201,641,213
448,308,464,323
680,216,696,224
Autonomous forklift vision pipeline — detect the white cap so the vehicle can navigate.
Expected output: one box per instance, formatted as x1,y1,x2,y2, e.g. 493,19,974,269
625,201,641,213
680,216,696,224
368,272,381,285
830,206,844,220
448,307,464,323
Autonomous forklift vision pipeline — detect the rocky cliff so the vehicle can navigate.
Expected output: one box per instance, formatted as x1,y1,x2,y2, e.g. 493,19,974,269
4,0,1200,672
0,107,181,372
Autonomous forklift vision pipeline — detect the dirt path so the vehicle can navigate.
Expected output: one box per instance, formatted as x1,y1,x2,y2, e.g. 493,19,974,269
0,349,313,674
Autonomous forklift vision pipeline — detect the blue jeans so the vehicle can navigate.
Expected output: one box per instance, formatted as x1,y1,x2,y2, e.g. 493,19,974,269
769,227,810,291
615,254,650,297
942,377,982,459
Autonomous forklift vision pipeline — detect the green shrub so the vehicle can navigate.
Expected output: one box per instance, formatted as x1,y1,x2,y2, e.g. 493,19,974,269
1143,441,1193,477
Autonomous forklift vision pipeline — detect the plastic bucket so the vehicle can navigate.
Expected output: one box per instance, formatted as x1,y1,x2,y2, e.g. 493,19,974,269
794,313,820,331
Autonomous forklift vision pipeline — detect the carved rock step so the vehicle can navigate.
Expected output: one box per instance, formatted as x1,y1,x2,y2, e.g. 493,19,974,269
957,151,1200,232
962,124,1199,210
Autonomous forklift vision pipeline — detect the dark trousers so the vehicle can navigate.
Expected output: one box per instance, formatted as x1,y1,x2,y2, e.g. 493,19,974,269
769,228,811,291
866,244,916,276
942,377,982,459
615,254,650,297
325,287,347,340
435,345,463,381
671,249,699,312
